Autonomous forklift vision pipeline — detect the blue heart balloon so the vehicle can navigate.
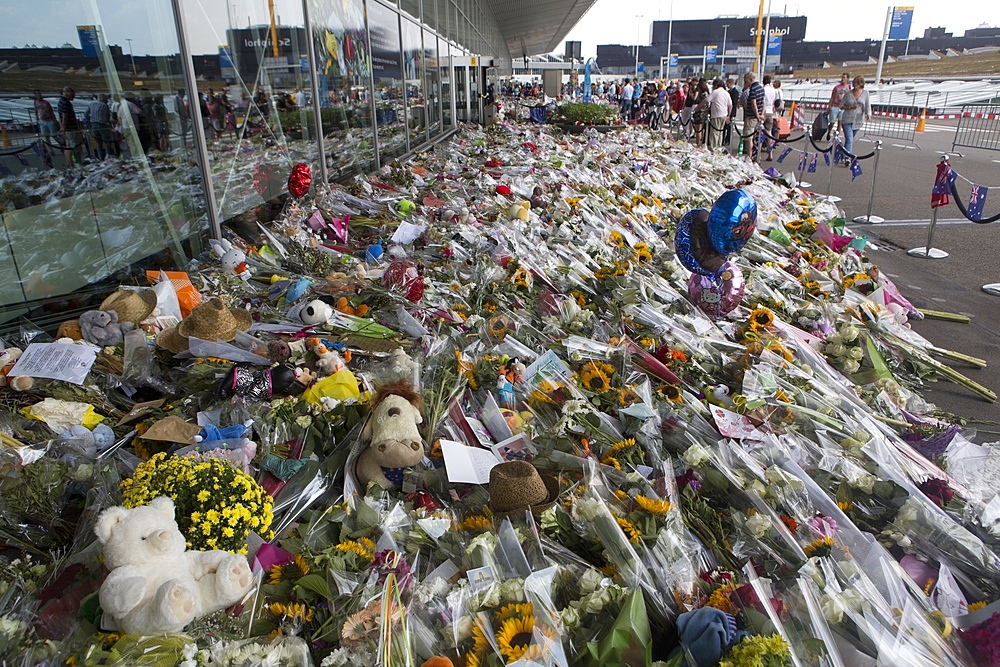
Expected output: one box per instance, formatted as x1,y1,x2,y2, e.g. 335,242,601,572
675,208,728,276
708,188,758,255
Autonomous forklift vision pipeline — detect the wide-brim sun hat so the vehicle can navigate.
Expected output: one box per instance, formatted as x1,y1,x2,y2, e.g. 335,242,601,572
155,325,190,355
176,298,253,342
100,289,157,325
488,460,559,519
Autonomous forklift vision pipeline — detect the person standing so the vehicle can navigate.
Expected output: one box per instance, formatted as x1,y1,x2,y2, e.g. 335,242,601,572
85,94,113,160
174,89,189,146
741,72,764,161
839,75,871,162
621,78,634,121
33,90,57,161
57,86,82,168
632,79,641,120
828,73,850,138
691,79,709,146
153,95,169,151
761,75,776,160
773,79,784,116
681,79,697,137
724,78,740,148
295,88,306,109
706,78,732,150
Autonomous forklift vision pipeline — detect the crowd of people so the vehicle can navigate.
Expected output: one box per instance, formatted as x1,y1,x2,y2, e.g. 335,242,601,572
31,86,312,168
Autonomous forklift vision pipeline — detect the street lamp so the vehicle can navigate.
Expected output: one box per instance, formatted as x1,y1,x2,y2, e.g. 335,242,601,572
125,37,136,76
721,24,729,76
635,15,644,79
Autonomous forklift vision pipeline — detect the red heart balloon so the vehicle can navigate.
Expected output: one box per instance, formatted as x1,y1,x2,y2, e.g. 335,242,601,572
288,163,312,199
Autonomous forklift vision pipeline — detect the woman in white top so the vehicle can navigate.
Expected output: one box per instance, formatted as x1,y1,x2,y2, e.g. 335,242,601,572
839,75,872,161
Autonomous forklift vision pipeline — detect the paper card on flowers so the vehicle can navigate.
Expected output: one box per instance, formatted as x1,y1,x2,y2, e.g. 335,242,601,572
523,349,574,387
467,564,499,593
10,343,96,385
711,405,764,440
491,434,533,463
440,439,500,484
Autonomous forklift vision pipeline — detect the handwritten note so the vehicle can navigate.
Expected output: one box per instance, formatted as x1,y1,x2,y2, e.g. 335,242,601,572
440,438,500,484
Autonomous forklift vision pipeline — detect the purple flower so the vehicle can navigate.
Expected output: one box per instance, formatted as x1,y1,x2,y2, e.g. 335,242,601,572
808,514,837,539
960,612,1000,665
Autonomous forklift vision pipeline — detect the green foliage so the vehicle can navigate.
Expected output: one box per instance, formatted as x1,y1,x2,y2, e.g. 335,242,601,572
551,102,620,125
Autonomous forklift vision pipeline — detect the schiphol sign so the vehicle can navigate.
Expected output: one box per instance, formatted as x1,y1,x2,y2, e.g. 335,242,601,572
243,37,292,49
749,26,791,37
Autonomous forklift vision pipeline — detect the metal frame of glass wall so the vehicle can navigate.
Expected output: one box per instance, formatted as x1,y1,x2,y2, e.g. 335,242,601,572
0,0,508,328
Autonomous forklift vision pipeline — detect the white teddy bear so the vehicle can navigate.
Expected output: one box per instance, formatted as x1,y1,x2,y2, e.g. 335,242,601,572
94,496,254,635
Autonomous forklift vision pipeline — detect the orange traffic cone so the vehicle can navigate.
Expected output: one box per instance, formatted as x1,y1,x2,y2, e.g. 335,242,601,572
1,128,10,147
915,108,927,133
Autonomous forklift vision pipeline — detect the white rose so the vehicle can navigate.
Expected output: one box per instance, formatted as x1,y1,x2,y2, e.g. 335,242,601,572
745,513,771,538
847,346,864,360
682,443,711,467
820,594,844,624
842,359,861,374
748,480,767,498
579,568,605,595
843,467,875,494
561,605,581,630
826,343,847,358
841,325,861,342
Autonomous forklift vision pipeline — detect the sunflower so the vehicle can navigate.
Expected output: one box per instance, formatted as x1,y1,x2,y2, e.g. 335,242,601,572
785,219,805,231
580,366,611,394
482,301,498,314
803,536,835,558
615,515,642,543
658,384,683,403
497,602,533,623
455,515,492,532
969,601,987,612
268,553,310,585
488,315,510,339
569,290,588,307
455,351,478,390
633,242,653,266
705,583,740,615
618,386,642,406
529,379,563,404
638,336,657,350
609,230,625,247
496,614,535,662
635,495,671,515
748,306,775,331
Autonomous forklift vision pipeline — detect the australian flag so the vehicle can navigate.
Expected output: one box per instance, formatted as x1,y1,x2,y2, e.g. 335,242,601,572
808,153,818,173
931,161,956,208
833,143,844,165
798,152,807,171
850,158,863,181
823,151,831,167
968,185,988,222
777,147,793,163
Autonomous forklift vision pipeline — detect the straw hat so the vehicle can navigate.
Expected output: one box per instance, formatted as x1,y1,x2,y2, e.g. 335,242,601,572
176,298,253,342
155,325,190,355
488,461,559,518
100,289,157,325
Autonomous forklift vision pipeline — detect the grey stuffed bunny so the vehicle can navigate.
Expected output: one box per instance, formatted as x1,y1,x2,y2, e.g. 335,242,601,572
79,310,133,347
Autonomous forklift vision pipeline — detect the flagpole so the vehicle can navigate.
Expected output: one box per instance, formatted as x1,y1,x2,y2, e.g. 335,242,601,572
753,0,765,73
874,7,892,93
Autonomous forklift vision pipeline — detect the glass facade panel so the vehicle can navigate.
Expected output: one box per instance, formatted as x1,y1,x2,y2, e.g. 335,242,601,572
0,0,210,329
440,40,452,127
399,0,420,23
368,1,406,161
423,29,441,136
309,0,375,177
179,0,319,221
401,18,425,147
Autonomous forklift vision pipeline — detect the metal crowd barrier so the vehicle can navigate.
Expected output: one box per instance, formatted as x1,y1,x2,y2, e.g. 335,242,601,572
952,104,1000,154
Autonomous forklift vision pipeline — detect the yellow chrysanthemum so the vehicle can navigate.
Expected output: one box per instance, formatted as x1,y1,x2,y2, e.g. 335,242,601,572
706,583,740,615
748,306,774,331
455,515,492,532
635,495,671,515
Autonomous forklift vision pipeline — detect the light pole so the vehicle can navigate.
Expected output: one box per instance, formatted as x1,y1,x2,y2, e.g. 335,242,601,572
635,15,644,79
125,37,136,76
721,24,729,76
665,0,673,79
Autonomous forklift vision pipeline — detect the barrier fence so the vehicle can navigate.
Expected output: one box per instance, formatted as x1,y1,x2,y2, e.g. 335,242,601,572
952,104,1000,154
908,156,1000,294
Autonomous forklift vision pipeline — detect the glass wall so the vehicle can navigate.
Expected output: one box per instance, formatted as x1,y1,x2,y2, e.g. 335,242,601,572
178,0,320,221
401,18,426,147
0,0,507,326
0,0,211,328
309,0,376,178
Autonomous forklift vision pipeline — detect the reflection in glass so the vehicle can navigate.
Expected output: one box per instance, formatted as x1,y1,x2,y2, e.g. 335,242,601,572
440,40,452,127
401,18,425,147
454,63,467,123
0,0,209,328
180,0,318,221
309,0,375,178
469,61,480,125
423,29,441,136
368,0,406,161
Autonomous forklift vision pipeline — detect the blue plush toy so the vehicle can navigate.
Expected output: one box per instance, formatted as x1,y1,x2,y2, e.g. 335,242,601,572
674,606,745,666
365,240,384,264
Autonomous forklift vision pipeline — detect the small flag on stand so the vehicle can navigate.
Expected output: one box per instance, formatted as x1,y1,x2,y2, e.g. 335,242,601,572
777,147,792,163
931,160,956,208
808,154,818,173
798,152,807,171
833,143,844,165
823,151,830,167
850,159,863,181
13,152,27,167
0,162,10,177
968,185,988,222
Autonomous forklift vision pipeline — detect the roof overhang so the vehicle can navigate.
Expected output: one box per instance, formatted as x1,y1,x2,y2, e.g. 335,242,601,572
485,0,601,58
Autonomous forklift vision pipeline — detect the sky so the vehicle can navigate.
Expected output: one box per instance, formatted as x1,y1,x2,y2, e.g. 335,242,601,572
0,0,996,57
564,0,1000,57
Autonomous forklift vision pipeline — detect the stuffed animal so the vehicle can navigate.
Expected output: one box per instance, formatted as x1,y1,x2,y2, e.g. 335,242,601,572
307,337,350,376
79,310,133,347
60,423,116,454
356,380,425,490
94,496,254,635
287,299,332,326
219,364,304,401
210,239,251,280
267,340,291,364
703,384,735,410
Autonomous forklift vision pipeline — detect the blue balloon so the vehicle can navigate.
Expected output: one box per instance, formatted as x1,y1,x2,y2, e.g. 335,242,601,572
674,208,728,276
708,189,758,255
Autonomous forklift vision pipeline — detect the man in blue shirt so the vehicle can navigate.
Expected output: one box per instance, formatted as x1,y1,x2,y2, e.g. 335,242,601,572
741,73,765,161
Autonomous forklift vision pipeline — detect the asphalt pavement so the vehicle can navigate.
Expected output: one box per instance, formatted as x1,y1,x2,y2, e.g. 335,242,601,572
800,117,1000,435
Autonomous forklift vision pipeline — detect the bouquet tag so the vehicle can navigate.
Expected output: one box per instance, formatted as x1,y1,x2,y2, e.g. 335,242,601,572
711,405,764,440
